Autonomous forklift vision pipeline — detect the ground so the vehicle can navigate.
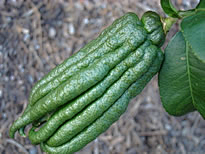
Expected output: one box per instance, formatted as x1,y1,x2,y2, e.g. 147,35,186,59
0,0,205,154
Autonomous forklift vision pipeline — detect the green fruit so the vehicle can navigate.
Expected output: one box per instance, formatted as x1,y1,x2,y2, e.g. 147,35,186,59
10,11,165,154
41,49,163,154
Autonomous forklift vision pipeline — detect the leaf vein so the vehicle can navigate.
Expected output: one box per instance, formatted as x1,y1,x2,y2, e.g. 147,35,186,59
185,41,195,106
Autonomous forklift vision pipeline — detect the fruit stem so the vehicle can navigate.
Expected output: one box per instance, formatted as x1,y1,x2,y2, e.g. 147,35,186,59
161,17,177,34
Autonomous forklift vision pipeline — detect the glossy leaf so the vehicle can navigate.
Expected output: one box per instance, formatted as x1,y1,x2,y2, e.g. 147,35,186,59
160,0,180,18
196,0,205,9
159,32,196,116
159,30,205,118
180,11,205,117
181,11,205,60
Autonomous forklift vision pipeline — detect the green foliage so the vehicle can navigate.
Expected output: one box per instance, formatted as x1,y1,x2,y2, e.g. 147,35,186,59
196,0,205,9
160,0,180,18
159,10,205,118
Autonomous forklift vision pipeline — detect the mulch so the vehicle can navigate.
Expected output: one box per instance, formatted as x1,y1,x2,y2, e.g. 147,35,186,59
0,0,204,154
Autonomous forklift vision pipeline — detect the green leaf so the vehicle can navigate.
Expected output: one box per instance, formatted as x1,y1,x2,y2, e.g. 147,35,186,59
160,0,180,18
159,11,205,118
180,11,205,117
159,32,196,116
196,0,205,9
159,30,205,118
181,11,205,61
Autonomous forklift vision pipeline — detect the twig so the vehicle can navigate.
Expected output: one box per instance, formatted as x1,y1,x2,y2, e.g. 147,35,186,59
94,138,99,154
139,130,167,136
191,114,201,135
0,144,4,150
29,1,44,68
6,139,29,154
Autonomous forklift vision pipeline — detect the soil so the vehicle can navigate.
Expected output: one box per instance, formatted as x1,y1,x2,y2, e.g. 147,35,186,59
0,0,204,154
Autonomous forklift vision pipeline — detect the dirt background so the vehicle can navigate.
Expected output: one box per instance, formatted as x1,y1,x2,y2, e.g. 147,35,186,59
0,0,205,154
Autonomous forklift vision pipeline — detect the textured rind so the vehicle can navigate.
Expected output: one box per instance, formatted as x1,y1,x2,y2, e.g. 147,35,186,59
29,12,142,107
20,13,142,128
141,11,165,47
28,41,151,144
40,48,164,154
46,45,157,147
9,14,147,138
9,11,166,153
30,20,142,106
18,12,143,136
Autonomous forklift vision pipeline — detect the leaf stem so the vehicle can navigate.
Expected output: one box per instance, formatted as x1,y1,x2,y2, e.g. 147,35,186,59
161,17,177,34
178,9,196,18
